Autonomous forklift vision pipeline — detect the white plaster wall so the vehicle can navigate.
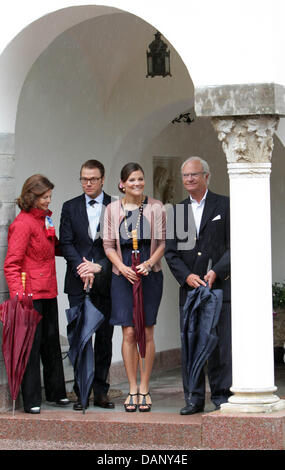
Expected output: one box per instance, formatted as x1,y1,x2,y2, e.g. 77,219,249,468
0,0,285,132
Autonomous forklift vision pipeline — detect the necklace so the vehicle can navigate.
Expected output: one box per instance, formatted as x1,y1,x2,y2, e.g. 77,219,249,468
122,197,144,250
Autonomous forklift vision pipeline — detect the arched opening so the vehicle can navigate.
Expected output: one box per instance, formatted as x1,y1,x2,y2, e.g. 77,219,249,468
13,10,196,367
1,4,284,416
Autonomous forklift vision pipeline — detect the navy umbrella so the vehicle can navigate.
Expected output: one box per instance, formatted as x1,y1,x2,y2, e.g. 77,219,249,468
181,284,223,397
66,287,104,413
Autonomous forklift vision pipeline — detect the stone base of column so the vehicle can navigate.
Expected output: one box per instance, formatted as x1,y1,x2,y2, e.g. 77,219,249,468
221,389,285,413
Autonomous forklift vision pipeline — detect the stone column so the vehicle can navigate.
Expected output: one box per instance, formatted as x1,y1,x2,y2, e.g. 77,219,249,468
0,132,15,410
195,83,285,412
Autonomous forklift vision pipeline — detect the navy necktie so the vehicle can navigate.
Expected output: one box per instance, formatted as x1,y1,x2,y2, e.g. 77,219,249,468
89,200,97,206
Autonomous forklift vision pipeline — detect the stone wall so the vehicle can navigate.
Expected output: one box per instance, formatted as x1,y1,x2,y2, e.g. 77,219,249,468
0,133,15,407
0,133,15,304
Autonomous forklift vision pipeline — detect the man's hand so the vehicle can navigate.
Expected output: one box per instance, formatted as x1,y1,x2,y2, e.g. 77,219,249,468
77,257,102,277
77,257,102,290
204,269,217,288
186,273,206,288
82,273,95,290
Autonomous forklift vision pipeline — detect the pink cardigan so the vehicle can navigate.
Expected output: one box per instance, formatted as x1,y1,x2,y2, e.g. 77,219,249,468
103,196,166,275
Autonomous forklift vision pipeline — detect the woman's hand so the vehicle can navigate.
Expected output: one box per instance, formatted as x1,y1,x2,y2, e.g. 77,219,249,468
136,261,151,276
119,264,139,284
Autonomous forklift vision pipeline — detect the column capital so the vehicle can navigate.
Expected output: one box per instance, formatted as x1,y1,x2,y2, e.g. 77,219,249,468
195,83,285,117
211,115,279,164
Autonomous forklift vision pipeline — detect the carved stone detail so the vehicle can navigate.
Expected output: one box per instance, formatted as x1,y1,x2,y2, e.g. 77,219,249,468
211,115,279,164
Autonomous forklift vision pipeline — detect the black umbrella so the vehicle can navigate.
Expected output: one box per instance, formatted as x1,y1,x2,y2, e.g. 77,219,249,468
66,286,104,413
181,284,223,396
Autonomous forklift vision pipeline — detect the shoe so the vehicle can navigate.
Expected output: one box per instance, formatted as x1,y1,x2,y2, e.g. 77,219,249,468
124,393,138,412
46,398,71,407
25,406,41,414
56,398,71,406
73,400,89,411
93,394,115,409
180,402,204,415
138,392,152,412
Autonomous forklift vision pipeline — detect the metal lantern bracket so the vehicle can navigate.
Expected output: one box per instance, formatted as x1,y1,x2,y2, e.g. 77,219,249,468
172,113,195,125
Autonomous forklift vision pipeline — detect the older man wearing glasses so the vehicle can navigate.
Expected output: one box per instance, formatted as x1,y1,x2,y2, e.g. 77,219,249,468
60,159,114,411
165,156,231,415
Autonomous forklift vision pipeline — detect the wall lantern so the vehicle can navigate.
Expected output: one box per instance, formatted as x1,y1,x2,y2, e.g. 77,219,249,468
146,31,171,78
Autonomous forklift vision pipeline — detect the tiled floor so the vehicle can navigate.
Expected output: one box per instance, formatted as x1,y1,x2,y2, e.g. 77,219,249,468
41,363,285,414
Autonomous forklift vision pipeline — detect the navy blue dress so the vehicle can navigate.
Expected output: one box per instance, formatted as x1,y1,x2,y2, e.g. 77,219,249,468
110,199,163,327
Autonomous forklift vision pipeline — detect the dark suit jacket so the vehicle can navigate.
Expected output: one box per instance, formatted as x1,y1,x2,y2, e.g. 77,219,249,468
59,192,112,305
165,190,231,305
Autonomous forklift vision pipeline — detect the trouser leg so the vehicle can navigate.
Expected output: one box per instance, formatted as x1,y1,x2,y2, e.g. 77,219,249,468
68,293,113,399
179,306,206,406
40,298,67,402
93,318,113,396
208,301,232,406
21,303,43,410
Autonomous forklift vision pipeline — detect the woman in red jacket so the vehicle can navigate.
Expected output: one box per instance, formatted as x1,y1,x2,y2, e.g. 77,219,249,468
4,174,69,413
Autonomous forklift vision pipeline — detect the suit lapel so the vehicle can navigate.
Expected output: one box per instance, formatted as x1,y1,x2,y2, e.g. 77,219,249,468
102,192,111,207
78,194,93,242
199,190,218,235
95,191,111,238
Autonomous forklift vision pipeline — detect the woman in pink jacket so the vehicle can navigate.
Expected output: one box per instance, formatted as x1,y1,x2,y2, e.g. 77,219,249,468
4,174,69,413
103,163,166,412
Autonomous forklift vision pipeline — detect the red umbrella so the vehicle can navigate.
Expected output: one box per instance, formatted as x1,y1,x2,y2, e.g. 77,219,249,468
0,273,42,414
131,233,146,359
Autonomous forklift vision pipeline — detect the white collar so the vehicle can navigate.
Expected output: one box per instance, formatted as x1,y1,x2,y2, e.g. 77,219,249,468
190,189,208,204
85,191,104,205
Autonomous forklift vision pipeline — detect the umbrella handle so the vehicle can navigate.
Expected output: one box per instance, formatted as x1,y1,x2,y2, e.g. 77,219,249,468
21,272,26,292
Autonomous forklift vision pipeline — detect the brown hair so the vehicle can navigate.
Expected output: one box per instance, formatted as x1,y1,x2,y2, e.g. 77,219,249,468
80,159,105,178
118,162,144,193
17,174,54,212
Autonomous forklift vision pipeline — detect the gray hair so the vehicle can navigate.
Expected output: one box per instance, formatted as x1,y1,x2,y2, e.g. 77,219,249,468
181,156,211,186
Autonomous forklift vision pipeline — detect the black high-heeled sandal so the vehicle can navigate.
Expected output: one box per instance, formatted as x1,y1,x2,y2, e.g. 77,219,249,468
124,393,138,412
138,392,152,412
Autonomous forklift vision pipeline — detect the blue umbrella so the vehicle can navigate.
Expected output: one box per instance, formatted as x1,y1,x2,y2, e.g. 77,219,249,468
66,288,104,413
182,284,223,397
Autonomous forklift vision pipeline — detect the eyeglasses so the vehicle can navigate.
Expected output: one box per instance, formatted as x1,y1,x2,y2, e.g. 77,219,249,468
79,177,102,185
182,172,206,179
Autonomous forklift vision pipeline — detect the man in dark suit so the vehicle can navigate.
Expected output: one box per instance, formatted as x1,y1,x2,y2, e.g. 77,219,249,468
60,159,114,411
165,156,231,415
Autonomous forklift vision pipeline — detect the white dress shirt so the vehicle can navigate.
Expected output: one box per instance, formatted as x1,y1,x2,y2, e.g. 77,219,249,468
190,189,208,236
85,192,104,241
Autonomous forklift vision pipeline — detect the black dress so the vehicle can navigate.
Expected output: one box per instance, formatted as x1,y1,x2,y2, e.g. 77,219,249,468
110,199,163,327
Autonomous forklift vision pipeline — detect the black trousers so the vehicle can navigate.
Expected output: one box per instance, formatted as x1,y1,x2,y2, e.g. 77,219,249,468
180,301,232,407
68,294,113,399
21,298,67,411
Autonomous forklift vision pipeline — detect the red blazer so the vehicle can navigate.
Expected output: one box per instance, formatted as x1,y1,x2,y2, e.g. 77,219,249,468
4,208,59,299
